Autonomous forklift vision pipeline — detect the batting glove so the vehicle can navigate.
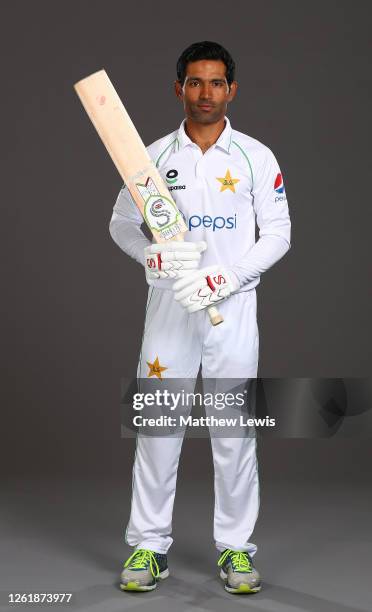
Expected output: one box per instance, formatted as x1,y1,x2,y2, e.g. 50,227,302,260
144,241,207,282
173,265,240,313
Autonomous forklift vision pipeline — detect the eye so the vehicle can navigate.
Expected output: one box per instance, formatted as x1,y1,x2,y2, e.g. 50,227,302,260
212,80,226,87
188,80,200,87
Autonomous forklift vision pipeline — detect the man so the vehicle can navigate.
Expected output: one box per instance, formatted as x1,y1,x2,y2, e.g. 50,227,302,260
110,41,291,594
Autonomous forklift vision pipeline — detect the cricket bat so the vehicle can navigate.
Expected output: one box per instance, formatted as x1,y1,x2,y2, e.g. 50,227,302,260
74,69,223,326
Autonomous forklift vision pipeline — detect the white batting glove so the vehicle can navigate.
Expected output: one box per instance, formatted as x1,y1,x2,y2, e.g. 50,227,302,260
173,265,240,313
144,241,207,282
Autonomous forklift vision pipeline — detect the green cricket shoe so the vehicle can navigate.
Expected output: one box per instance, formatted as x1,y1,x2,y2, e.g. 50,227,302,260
120,548,169,592
218,549,261,594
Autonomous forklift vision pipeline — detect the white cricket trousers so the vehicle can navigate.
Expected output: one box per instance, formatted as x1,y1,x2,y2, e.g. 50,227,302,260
125,288,260,555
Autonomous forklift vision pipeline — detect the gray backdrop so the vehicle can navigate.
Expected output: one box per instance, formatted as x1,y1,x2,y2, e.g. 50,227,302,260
1,2,372,611
2,0,371,476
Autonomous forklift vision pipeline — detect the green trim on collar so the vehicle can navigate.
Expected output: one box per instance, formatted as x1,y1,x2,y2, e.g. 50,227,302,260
155,139,177,168
232,140,254,186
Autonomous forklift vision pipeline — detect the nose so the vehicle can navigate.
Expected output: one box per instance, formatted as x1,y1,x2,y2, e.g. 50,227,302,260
200,81,212,99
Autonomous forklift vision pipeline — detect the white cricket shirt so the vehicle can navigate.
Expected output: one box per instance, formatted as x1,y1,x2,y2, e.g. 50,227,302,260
109,117,291,291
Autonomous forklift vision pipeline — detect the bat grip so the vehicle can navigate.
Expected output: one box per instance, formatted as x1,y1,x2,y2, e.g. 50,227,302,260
207,306,224,326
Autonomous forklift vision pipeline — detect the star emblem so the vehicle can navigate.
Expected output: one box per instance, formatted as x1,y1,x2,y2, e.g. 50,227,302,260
146,356,168,380
216,169,240,193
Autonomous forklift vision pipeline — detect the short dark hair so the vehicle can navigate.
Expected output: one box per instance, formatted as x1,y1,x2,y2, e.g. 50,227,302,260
176,41,236,86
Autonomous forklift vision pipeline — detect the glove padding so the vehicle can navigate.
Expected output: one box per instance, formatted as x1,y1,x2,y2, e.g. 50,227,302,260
173,265,239,313
145,241,206,282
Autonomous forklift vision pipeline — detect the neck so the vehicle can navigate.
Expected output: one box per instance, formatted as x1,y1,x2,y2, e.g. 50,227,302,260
184,117,226,154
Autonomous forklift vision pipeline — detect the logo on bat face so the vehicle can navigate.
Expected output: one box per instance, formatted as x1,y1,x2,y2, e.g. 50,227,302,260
145,195,179,229
136,177,184,240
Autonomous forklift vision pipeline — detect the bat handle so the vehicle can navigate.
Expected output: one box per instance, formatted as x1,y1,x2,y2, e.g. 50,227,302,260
207,306,224,326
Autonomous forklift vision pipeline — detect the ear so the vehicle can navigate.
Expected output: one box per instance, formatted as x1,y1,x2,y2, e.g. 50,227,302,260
227,81,238,103
174,80,183,100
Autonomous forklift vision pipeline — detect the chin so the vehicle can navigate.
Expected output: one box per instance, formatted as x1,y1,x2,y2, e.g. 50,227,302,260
192,112,223,125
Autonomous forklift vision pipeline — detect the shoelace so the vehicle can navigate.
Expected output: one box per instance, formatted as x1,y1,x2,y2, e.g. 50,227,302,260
218,549,252,572
124,549,160,578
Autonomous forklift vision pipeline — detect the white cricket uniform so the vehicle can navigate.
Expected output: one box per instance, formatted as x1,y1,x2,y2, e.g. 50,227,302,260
110,117,291,555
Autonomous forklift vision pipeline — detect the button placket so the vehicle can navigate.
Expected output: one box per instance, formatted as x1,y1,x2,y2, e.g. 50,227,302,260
194,148,204,181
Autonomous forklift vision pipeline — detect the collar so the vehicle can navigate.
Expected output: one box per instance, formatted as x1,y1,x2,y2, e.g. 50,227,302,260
177,116,232,153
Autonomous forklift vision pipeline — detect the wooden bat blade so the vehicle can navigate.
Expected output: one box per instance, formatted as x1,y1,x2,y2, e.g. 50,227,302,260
74,69,223,325
74,69,187,243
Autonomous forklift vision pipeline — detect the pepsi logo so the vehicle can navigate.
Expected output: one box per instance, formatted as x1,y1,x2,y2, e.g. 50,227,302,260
274,173,285,194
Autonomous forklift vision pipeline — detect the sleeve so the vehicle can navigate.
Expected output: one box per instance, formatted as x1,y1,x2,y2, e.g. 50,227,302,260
230,147,291,288
109,184,151,266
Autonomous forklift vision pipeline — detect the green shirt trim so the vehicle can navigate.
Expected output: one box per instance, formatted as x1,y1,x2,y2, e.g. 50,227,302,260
155,138,178,168
231,140,254,188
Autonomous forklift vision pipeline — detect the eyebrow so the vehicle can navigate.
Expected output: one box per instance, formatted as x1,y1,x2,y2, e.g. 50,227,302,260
185,77,227,82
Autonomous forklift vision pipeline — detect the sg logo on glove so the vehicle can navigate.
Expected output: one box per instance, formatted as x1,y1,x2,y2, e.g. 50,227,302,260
144,242,207,282
173,266,239,314
207,274,227,290
146,255,161,270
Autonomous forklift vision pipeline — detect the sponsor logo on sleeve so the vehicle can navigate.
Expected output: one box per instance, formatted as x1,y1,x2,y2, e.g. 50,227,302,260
274,173,287,202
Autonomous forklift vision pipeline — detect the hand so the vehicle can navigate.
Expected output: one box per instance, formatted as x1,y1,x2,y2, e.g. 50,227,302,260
173,265,239,313
144,241,207,283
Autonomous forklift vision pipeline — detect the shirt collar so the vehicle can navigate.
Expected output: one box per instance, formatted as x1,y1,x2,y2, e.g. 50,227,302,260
177,116,232,153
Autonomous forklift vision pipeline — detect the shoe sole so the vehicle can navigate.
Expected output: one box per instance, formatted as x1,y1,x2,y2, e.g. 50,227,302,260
120,568,169,592
219,568,261,594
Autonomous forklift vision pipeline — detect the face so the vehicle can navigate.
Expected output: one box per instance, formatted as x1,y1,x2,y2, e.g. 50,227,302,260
175,59,237,125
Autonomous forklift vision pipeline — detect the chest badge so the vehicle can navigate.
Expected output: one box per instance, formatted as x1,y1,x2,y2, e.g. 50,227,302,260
216,169,240,193
146,356,168,380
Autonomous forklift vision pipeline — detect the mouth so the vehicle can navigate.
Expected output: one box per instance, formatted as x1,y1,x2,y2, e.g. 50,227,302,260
197,104,214,111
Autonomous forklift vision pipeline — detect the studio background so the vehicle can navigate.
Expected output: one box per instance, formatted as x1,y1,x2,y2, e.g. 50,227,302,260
1,2,371,611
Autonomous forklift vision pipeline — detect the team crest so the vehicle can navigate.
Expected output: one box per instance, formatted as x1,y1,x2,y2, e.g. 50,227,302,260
146,356,168,380
216,169,240,193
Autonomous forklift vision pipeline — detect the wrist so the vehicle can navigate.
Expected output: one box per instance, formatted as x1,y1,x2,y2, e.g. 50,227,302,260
226,270,241,293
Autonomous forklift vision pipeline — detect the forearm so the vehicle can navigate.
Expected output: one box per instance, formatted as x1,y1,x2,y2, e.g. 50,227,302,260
109,186,151,266
109,211,151,266
230,234,290,288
